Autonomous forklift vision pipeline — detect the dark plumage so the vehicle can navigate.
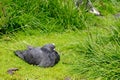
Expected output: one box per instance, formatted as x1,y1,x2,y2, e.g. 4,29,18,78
14,44,60,67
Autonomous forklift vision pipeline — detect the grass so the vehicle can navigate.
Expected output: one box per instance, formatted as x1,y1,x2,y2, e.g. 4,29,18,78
0,0,120,80
0,23,120,79
0,29,87,80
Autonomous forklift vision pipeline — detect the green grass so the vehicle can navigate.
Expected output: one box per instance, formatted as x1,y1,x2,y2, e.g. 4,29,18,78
0,0,120,80
0,29,86,80
0,0,119,33
0,24,120,79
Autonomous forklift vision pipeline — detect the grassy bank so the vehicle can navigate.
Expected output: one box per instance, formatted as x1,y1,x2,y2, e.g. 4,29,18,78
0,0,120,33
0,25,120,79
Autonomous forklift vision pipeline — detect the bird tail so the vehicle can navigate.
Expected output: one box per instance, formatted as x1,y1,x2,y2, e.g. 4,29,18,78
14,50,24,60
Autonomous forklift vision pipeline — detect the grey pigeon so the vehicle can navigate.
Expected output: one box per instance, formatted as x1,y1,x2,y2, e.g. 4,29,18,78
14,44,60,67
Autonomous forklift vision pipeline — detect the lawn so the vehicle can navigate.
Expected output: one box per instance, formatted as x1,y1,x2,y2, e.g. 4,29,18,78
0,29,87,80
0,24,120,79
0,0,120,80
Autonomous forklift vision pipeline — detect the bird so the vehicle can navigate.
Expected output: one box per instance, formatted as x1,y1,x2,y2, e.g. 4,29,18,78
14,43,60,67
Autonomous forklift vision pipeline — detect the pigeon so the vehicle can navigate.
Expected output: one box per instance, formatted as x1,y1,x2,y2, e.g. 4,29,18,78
14,44,60,67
